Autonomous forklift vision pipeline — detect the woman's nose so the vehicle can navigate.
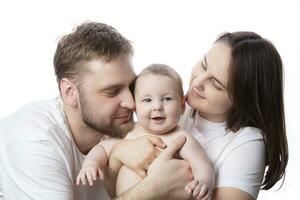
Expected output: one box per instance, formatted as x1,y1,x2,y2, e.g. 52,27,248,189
193,73,208,90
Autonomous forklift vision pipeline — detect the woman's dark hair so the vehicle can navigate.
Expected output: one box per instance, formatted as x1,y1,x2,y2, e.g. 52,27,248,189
216,32,288,190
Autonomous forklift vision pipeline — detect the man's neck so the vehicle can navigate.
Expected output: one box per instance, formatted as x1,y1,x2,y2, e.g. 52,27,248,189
64,105,104,155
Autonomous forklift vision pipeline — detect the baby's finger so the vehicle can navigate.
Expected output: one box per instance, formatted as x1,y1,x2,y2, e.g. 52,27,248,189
91,169,97,180
98,168,104,180
76,175,81,185
86,171,94,186
76,171,85,185
81,174,87,185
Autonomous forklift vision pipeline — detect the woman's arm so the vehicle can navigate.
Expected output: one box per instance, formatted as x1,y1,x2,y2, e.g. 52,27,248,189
212,128,266,199
212,187,254,200
179,130,215,191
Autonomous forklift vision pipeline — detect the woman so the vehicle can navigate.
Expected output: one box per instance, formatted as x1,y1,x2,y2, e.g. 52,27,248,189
180,31,288,199
107,32,288,200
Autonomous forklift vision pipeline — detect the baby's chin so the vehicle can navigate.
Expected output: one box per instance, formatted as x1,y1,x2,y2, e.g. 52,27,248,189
148,125,179,135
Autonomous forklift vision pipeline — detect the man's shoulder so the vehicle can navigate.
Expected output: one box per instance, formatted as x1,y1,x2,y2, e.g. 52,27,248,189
0,98,70,146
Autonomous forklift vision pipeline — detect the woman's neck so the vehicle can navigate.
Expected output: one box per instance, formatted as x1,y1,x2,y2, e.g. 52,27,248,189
197,111,227,123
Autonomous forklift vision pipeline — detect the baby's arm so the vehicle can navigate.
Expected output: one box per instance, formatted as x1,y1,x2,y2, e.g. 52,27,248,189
76,137,120,186
178,129,215,200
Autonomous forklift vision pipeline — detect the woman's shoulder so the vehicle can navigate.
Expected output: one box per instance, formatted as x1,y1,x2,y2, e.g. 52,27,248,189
235,126,264,141
225,126,265,154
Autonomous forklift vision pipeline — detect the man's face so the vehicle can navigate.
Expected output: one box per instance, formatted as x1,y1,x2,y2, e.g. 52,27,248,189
77,56,136,138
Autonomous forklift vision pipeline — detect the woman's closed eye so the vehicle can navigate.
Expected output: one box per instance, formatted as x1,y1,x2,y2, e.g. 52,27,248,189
211,79,223,91
201,62,207,71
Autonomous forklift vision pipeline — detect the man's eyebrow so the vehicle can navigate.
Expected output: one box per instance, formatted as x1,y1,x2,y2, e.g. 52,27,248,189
101,84,123,91
203,55,227,89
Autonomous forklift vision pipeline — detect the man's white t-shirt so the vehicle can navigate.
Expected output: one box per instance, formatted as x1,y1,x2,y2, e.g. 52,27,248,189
0,98,110,200
179,105,266,199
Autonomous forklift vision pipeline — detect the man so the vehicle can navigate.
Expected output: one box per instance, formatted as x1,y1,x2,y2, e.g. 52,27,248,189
0,22,192,199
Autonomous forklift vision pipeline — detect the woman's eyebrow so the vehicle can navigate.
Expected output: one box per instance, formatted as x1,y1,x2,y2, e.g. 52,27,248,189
203,56,227,89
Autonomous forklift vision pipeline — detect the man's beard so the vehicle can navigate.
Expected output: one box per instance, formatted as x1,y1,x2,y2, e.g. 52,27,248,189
78,91,134,138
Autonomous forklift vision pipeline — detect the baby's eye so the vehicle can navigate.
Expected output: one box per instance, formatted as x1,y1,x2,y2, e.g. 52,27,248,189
142,98,152,102
163,97,173,101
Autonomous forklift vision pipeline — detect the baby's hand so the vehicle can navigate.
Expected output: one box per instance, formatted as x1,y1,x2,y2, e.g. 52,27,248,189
76,162,104,186
185,179,211,200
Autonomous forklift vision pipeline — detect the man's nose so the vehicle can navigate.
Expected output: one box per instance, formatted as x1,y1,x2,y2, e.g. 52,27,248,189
120,89,135,110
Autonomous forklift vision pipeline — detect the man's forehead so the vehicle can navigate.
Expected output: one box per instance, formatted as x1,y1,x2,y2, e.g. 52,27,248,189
82,58,136,87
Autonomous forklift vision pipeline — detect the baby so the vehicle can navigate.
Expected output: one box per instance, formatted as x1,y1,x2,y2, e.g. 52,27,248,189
77,64,215,200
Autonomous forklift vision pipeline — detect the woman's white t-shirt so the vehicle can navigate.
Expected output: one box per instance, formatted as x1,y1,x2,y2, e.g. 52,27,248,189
179,105,266,199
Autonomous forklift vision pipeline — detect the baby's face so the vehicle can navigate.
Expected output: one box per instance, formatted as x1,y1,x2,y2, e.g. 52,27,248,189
134,74,183,134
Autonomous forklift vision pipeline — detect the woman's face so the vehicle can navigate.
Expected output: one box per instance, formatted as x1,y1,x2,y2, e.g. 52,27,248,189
187,42,233,122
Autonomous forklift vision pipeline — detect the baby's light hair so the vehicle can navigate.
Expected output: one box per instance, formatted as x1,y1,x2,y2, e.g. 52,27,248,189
135,64,184,99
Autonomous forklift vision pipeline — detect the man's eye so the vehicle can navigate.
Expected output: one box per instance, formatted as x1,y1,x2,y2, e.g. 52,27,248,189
107,89,120,96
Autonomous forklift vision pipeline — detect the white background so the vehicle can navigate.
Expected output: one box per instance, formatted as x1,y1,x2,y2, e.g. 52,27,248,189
0,0,299,199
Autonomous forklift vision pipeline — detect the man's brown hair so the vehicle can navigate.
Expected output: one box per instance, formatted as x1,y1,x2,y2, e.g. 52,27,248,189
53,22,133,87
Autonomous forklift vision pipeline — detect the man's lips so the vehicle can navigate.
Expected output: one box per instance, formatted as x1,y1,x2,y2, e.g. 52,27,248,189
114,114,131,119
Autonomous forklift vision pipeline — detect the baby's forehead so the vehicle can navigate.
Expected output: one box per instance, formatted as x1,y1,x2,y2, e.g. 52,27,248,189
134,74,183,96
136,73,178,84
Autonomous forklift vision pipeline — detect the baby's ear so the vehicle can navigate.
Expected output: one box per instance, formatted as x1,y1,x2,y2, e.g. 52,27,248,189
181,96,186,114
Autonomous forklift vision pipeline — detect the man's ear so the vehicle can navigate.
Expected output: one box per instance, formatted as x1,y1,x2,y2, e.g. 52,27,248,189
60,78,78,107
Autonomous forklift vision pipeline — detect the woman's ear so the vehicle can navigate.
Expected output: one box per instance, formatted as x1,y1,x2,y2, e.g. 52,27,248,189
60,78,78,107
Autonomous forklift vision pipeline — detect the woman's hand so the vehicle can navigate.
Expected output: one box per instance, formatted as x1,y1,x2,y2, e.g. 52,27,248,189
109,135,166,178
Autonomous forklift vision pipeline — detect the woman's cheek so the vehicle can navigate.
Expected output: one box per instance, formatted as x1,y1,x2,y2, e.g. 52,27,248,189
207,92,232,114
